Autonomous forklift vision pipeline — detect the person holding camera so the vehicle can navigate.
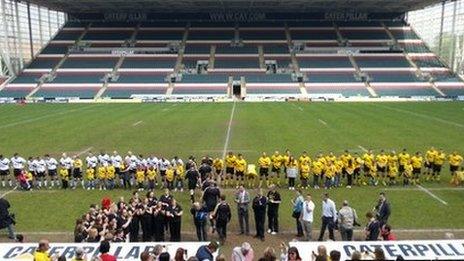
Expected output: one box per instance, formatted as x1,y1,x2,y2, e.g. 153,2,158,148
0,197,16,240
337,200,359,241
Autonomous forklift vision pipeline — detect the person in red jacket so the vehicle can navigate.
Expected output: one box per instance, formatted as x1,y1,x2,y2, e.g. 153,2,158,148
99,240,116,261
381,224,397,241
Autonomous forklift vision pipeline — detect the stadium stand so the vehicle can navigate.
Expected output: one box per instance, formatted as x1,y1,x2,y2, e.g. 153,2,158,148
1,16,463,101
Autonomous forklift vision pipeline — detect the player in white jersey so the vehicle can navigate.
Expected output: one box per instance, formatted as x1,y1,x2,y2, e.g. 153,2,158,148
86,152,98,170
44,154,58,188
34,156,47,188
0,155,11,187
125,151,138,187
11,153,26,187
158,157,171,188
98,151,110,167
138,154,147,169
111,151,123,187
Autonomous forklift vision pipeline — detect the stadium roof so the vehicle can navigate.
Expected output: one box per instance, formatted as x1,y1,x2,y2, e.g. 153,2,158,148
19,0,444,14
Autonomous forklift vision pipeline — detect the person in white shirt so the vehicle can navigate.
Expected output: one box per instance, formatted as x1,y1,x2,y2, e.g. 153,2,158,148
60,153,73,175
86,152,98,170
35,156,47,188
300,193,315,241
317,192,337,241
44,154,58,188
158,158,170,188
10,153,26,187
125,151,138,187
338,200,358,241
98,151,110,167
231,242,254,261
27,157,36,176
111,151,123,187
0,155,11,187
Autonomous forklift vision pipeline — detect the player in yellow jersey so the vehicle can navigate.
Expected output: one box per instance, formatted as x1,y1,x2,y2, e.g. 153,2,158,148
298,151,311,170
270,151,283,186
135,167,146,191
58,167,68,189
146,166,157,190
72,155,83,189
362,150,375,177
448,151,463,176
387,156,398,186
352,153,363,186
258,152,271,188
433,149,446,181
368,164,378,186
410,152,423,184
324,161,336,189
312,158,324,189
234,154,247,188
402,162,413,186
325,152,337,165
175,163,185,192
212,157,224,184
165,165,175,190
340,150,353,180
398,149,410,174
96,166,107,190
224,152,236,187
376,150,388,185
425,147,437,180
106,164,116,190
246,163,258,188
299,162,310,189
85,167,95,190
334,158,344,187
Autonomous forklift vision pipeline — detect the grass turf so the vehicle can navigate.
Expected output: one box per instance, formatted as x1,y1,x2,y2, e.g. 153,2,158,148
0,101,463,238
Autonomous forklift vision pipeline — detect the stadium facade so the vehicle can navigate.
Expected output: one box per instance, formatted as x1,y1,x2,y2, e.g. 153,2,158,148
0,0,463,101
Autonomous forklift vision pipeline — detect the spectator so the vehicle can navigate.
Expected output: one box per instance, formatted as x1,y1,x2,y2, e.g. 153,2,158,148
291,189,304,237
252,189,267,241
381,224,397,241
191,201,209,241
329,250,341,261
72,247,86,261
202,181,220,230
317,193,337,241
374,247,386,260
211,195,231,245
375,192,391,226
300,193,315,241
33,239,55,261
99,241,116,261
231,242,254,261
311,245,329,261
338,200,358,241
187,257,199,261
365,212,380,241
140,250,154,261
261,247,277,261
215,255,226,261
153,245,164,260
174,248,186,261
267,185,281,235
195,241,219,261
287,247,302,261
167,199,183,241
159,252,170,261
234,185,250,235
350,251,362,260
0,197,16,240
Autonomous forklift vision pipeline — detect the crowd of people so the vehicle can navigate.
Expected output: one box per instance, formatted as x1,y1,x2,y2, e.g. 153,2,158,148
32,238,396,261
0,147,463,191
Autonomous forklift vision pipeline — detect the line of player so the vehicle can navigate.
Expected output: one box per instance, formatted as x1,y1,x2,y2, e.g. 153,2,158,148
0,147,462,191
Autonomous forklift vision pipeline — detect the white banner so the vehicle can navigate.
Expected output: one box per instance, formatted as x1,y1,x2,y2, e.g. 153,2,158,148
0,242,212,260
290,240,464,260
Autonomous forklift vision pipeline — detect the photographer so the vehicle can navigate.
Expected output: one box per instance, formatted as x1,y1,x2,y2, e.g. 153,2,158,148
0,197,16,240
337,200,359,241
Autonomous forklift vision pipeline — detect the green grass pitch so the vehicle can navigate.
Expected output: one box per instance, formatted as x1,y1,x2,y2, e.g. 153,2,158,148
0,101,464,245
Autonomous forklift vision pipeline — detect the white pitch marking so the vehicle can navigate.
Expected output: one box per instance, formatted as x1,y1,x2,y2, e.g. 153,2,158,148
75,146,93,157
318,119,327,125
417,185,448,205
385,187,464,191
290,103,303,111
132,120,143,127
358,145,368,152
0,186,17,198
0,105,95,130
374,104,464,129
222,101,236,160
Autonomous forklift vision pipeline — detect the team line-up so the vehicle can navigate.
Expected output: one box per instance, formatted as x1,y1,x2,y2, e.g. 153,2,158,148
0,147,463,191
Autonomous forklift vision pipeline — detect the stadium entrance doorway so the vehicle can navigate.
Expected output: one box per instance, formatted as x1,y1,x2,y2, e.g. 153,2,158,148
232,82,241,98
